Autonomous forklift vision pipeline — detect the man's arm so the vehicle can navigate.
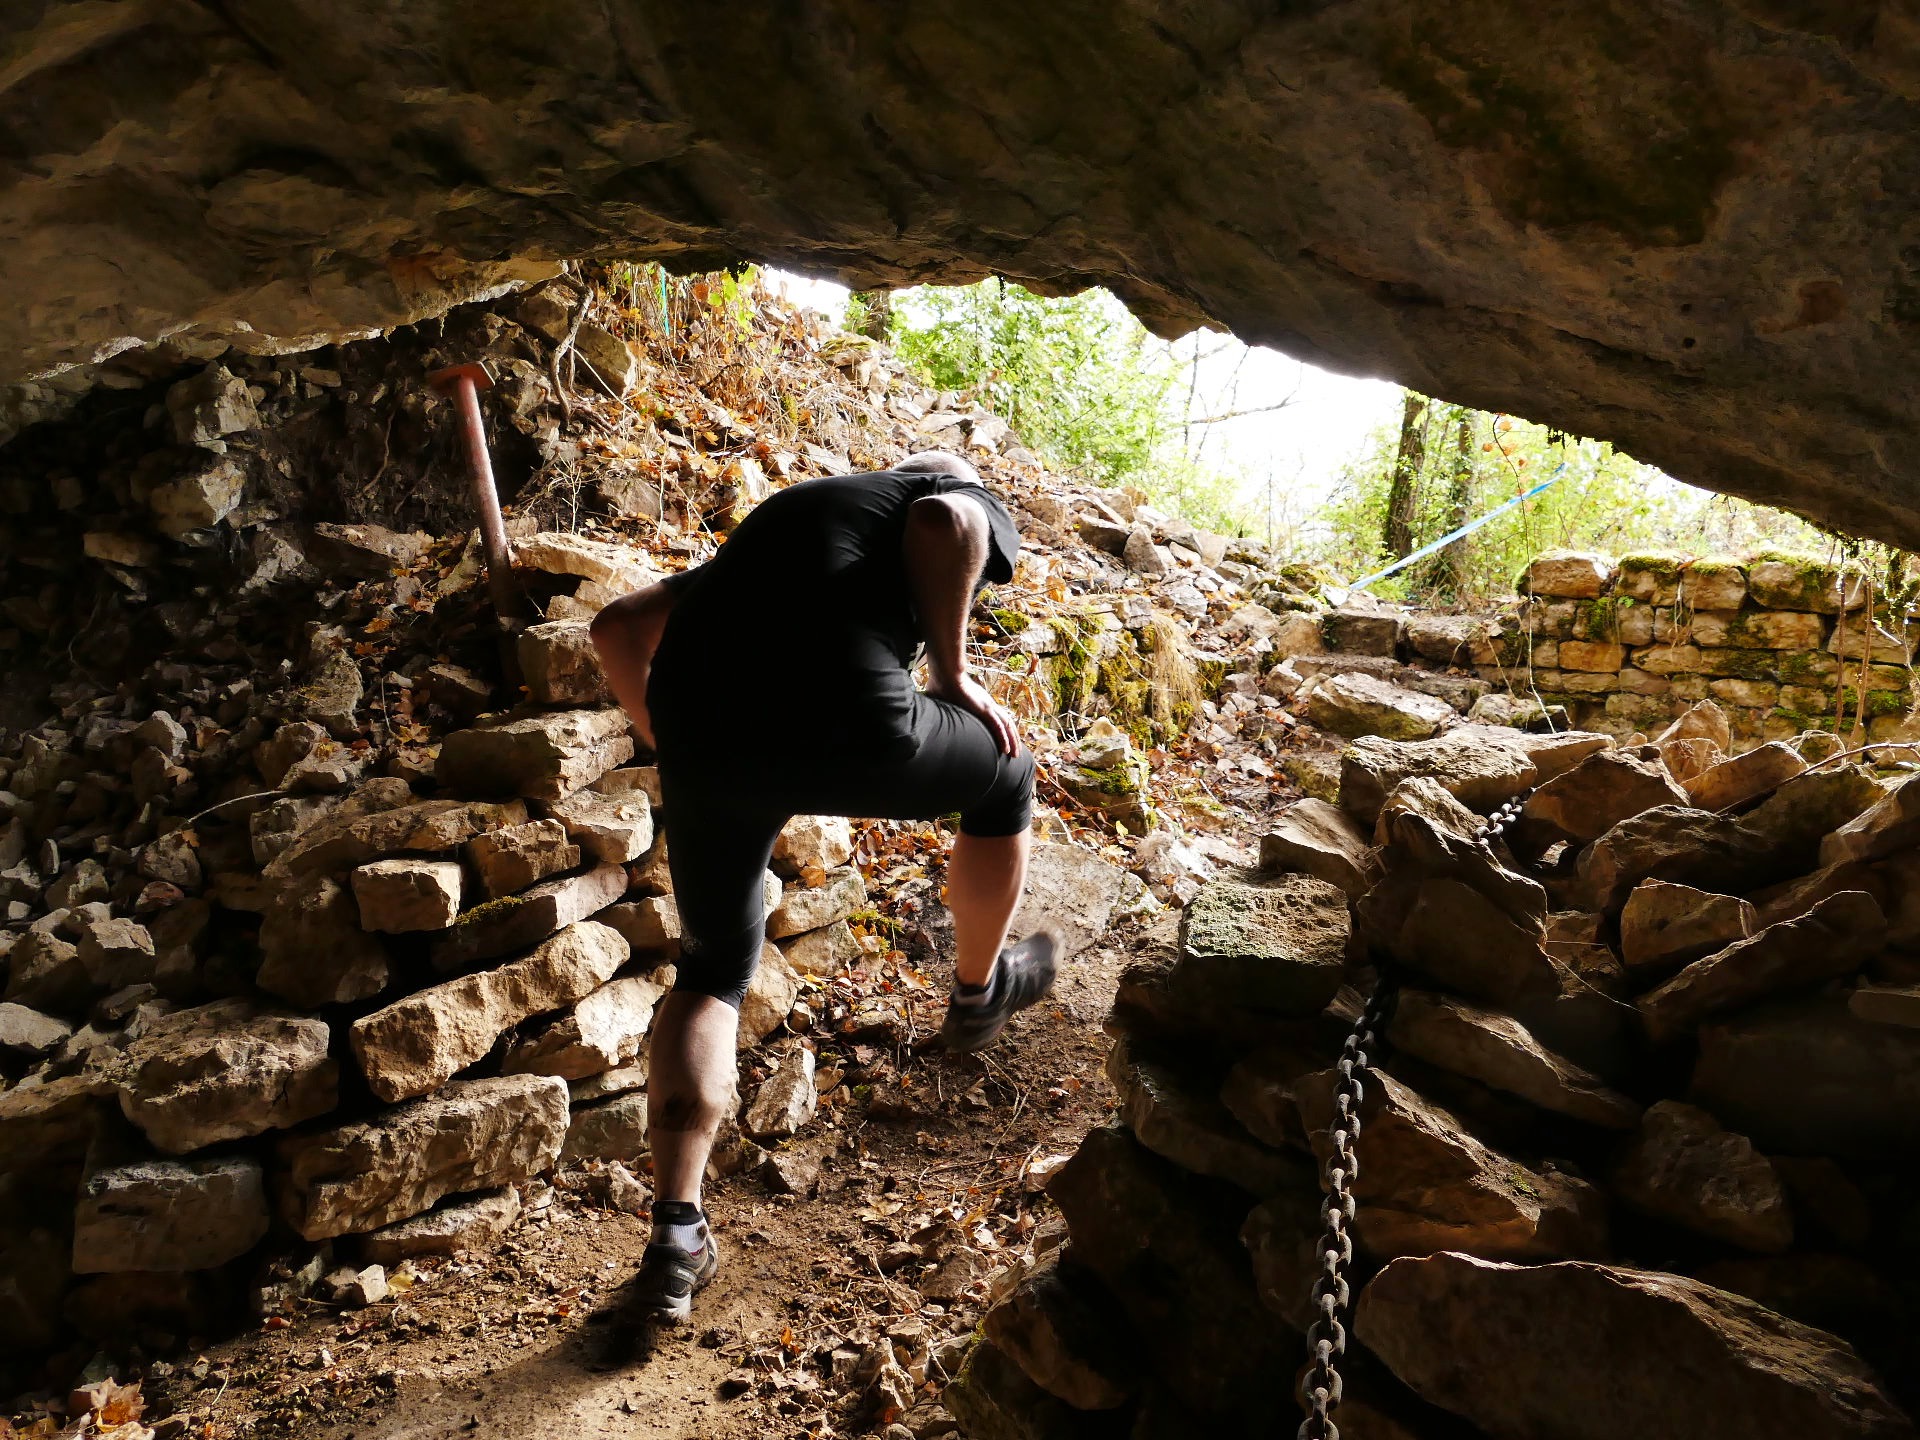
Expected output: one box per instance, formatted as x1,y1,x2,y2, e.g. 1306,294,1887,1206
589,578,680,751
904,495,1018,756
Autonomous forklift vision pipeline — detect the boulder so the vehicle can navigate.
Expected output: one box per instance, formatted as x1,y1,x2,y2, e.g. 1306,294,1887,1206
0,1001,72,1059
5,930,90,1013
1692,998,1920,1158
602,894,682,958
1373,805,1549,932
1526,552,1613,598
1612,1101,1792,1252
767,865,868,939
502,968,671,1080
350,857,462,932
1619,881,1756,974
1174,875,1349,1020
1364,875,1562,1007
435,707,635,802
1386,990,1640,1129
771,814,855,877
1339,726,1608,824
115,999,337,1154
464,818,580,898
1850,983,1920,1030
1009,841,1131,959
1294,1066,1608,1261
353,920,628,1103
356,1187,523,1266
543,788,654,864
277,1074,569,1240
1637,891,1887,1042
1358,1252,1913,1440
1306,672,1454,741
517,619,611,704
1405,613,1497,665
0,1073,111,1169
74,917,156,991
742,1046,817,1140
429,863,627,971
256,873,391,1008
1746,559,1868,613
1257,797,1378,896
1658,735,1725,785
1107,1032,1302,1196
1322,608,1402,656
1820,774,1920,867
1522,749,1689,843
1372,775,1482,845
1655,699,1735,752
306,522,432,580
1685,742,1807,812
980,1254,1138,1411
72,1150,269,1274
560,1091,650,1164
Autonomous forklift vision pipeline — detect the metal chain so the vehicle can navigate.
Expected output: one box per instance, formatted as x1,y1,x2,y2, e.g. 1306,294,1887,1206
1296,785,1533,1440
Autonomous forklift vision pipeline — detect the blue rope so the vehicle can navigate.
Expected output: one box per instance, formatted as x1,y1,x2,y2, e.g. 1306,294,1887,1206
1346,460,1571,594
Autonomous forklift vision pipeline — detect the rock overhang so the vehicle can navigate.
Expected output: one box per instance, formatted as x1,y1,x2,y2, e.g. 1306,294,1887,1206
5,2,1920,541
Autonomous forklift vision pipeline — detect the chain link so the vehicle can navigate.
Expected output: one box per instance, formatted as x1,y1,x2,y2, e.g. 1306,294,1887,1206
1296,785,1532,1440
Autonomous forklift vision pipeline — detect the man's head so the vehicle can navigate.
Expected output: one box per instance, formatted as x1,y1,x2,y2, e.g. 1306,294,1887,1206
895,451,981,486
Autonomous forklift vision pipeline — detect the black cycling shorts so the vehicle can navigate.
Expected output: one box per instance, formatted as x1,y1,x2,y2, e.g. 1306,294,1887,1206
655,694,1034,1009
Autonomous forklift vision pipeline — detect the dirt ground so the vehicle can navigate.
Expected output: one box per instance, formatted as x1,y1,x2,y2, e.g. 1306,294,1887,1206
137,934,1146,1440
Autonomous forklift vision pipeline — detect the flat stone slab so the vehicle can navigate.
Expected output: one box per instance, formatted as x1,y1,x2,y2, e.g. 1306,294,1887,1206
542,789,653,864
429,863,627,972
277,1074,569,1240
356,1187,523,1267
265,798,529,881
436,707,634,802
73,1152,269,1273
502,968,671,1080
465,819,579,899
353,920,628,1103
1619,880,1755,973
766,866,867,939
1174,874,1348,1019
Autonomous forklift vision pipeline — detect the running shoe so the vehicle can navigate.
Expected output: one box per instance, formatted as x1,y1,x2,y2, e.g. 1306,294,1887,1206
938,931,1060,1053
631,1229,719,1325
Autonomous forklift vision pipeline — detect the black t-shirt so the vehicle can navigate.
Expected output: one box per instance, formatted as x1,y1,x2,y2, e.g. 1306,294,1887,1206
648,470,1020,759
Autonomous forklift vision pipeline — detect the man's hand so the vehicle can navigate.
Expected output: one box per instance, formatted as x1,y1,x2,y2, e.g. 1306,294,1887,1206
929,672,1019,757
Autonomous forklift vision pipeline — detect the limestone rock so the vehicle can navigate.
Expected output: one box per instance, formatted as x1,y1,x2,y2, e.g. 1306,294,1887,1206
353,920,628,1103
517,619,611,704
514,532,654,593
1638,891,1886,1042
1107,1031,1302,1196
278,1075,569,1241
1174,875,1348,1020
1850,983,1920,1029
1293,1066,1607,1261
1372,774,1482,846
1613,1100,1792,1252
5,930,90,1013
1685,741,1807,812
75,917,155,991
1373,804,1549,932
1820,774,1920,868
771,814,855,877
166,364,256,444
1619,881,1756,974
1306,671,1454,741
1364,874,1562,1007
256,873,391,1007
429,863,627,971
265,796,528,881
1257,797,1378,896
1526,552,1612,598
561,1091,650,1164
767,865,868,940
1692,997,1920,1158
543,788,653,865
1357,1251,1912,1440
782,918,861,976
73,1151,269,1274
150,452,247,536
739,942,801,1047
436,707,635,802
1387,989,1640,1129
116,999,337,1154
503,969,671,1080
1339,726,1608,824
743,1046,817,1140
464,818,580,898
0,1001,72,1059
350,857,462,932
1009,841,1131,960
980,1255,1137,1411
356,1187,523,1267
602,894,682,958
1522,749,1689,843
1655,700,1735,753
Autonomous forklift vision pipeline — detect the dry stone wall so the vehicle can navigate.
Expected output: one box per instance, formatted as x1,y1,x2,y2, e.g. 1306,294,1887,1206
1307,551,1917,754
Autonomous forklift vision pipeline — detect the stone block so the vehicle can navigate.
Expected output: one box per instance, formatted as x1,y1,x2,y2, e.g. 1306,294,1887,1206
1632,643,1702,675
429,863,627,971
1708,678,1778,707
781,919,861,976
1683,741,1806,811
771,814,855,877
1322,609,1401,656
543,788,653,864
517,620,611,705
353,920,628,1102
1678,561,1748,610
1690,610,1828,650
436,707,634,802
350,857,462,933
73,1151,269,1273
767,865,868,939
465,819,579,899
601,894,681,958
560,1091,649,1164
356,1187,522,1266
277,1074,569,1240
1618,881,1755,974
1306,672,1453,740
1525,552,1612,598
503,969,671,1080
1257,797,1377,896
257,874,391,1008
1745,558,1867,612
1175,875,1348,1019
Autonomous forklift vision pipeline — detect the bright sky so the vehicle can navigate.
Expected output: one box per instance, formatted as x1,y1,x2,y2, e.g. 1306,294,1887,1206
764,270,1404,527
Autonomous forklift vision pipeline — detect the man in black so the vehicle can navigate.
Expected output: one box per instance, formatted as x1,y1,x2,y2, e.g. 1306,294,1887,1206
590,452,1056,1322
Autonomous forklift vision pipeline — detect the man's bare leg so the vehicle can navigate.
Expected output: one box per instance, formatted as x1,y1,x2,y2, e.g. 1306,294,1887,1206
647,991,740,1205
947,829,1030,988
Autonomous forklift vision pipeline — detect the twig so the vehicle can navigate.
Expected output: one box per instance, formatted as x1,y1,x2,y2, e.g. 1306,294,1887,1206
549,287,592,422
